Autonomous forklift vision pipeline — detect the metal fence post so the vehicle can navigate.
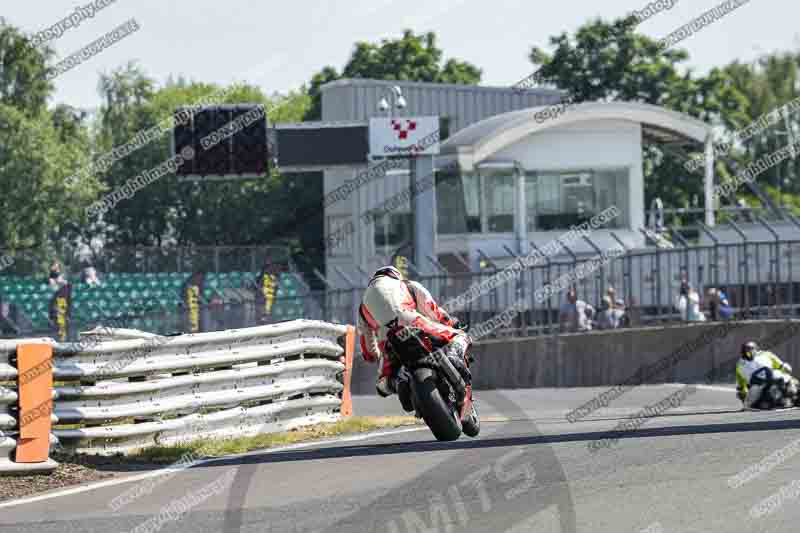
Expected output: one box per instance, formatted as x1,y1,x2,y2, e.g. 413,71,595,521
757,216,781,316
728,220,750,318
530,242,552,333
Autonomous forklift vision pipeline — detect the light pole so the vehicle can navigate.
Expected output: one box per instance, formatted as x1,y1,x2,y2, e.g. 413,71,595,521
377,85,407,119
377,85,416,268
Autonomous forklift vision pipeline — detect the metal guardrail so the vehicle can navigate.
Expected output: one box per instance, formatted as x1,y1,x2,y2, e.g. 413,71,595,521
0,319,355,469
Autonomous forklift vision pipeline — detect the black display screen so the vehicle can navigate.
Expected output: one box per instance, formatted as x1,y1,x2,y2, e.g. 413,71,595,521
277,126,369,167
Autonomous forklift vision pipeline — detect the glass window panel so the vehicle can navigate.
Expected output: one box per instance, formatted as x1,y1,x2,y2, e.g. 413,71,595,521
436,171,481,234
326,215,354,256
525,168,629,231
374,213,413,248
594,169,628,228
525,174,538,233
483,171,514,233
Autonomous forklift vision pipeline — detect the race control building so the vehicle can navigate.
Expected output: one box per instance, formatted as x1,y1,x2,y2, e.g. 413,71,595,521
297,79,716,288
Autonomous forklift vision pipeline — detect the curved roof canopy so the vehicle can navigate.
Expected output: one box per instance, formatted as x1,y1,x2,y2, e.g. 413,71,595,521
440,101,713,169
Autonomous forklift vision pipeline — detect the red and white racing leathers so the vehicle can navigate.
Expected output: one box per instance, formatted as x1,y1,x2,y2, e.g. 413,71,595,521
357,275,468,394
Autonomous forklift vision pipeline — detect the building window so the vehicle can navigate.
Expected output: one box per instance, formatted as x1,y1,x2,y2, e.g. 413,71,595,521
374,213,413,248
436,171,481,234
439,117,452,142
326,215,354,257
482,169,515,233
525,168,628,231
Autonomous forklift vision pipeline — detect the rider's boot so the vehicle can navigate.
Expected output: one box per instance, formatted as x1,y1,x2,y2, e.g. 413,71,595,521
397,378,414,412
376,356,397,397
376,376,397,397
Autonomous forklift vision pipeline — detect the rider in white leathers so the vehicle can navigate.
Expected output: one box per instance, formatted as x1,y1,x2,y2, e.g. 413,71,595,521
357,266,470,397
736,341,799,408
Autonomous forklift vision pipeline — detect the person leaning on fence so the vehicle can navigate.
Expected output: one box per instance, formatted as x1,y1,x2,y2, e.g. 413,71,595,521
596,295,628,330
595,296,613,330
606,286,617,305
560,287,594,332
706,287,733,321
675,281,705,322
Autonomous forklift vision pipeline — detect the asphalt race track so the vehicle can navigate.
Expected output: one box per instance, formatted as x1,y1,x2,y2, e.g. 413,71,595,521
2,385,800,533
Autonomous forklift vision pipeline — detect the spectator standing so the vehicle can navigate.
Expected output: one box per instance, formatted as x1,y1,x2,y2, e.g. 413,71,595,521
615,298,630,328
595,295,614,330
48,261,66,289
596,295,628,330
560,287,594,332
706,288,719,321
675,281,705,322
81,264,102,287
706,287,733,321
717,287,733,319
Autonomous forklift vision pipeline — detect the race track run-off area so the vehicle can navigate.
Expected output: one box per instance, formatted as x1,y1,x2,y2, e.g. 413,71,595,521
1,385,799,533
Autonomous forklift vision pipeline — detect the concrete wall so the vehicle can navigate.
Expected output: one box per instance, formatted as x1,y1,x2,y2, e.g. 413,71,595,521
349,320,800,394
470,320,800,390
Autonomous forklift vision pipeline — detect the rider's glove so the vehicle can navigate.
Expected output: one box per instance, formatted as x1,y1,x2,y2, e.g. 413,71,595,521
736,387,747,402
783,363,793,374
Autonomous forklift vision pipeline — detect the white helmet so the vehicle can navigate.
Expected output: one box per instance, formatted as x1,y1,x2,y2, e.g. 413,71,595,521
371,266,403,282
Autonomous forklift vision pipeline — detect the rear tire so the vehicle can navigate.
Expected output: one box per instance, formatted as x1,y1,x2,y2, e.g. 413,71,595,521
411,367,462,441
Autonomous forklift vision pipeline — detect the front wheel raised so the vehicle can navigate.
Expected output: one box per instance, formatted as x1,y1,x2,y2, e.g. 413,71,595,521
411,367,462,441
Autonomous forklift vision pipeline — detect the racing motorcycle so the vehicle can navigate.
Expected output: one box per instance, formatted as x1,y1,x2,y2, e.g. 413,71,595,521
385,324,480,441
745,366,800,410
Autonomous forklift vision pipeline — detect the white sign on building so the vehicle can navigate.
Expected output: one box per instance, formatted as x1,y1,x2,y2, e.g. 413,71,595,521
369,116,440,157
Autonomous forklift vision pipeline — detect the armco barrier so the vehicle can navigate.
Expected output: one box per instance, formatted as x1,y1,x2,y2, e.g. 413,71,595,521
0,320,355,468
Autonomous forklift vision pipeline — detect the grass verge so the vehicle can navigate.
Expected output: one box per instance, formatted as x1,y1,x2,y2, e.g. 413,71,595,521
130,416,421,464
0,416,420,503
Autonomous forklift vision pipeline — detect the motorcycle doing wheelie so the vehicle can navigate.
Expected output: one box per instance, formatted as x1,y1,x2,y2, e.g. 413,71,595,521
745,366,800,410
385,324,480,441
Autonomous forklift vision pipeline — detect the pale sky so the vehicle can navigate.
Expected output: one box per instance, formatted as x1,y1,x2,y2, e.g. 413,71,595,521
4,0,798,112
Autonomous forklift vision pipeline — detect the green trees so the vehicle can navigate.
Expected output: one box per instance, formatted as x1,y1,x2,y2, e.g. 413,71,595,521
0,25,53,116
92,64,312,248
720,53,800,207
3,10,800,277
0,24,99,265
526,16,749,210
305,30,481,120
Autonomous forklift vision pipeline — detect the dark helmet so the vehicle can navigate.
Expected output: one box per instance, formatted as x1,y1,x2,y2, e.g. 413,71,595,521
741,341,759,360
371,266,403,282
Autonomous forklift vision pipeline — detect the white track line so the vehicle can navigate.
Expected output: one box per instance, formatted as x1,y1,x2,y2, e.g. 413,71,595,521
664,383,735,393
694,384,736,393
0,426,427,510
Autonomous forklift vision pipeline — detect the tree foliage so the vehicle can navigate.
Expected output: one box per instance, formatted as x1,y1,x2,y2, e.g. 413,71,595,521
528,16,749,209
0,23,99,261
0,24,53,116
0,103,99,251
305,30,482,120
93,64,315,249
720,53,800,206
